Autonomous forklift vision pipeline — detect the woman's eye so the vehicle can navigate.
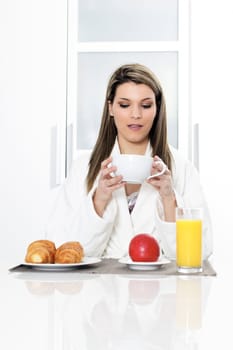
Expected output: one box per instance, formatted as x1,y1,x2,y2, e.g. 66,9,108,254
118,103,152,109
142,104,152,109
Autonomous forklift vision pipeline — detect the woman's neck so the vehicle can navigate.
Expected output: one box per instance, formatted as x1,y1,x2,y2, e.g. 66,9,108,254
118,138,149,155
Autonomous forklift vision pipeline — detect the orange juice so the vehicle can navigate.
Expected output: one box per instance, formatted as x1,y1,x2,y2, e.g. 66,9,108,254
176,219,202,268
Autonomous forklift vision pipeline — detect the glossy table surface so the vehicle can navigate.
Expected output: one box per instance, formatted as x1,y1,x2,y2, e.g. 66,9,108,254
0,256,231,350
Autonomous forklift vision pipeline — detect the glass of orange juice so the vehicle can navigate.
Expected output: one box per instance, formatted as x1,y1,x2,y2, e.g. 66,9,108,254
176,208,202,273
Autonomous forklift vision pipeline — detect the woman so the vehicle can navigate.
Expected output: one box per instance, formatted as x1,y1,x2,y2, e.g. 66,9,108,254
46,63,213,259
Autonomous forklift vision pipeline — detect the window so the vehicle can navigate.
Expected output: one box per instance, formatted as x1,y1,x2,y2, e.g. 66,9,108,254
66,0,190,168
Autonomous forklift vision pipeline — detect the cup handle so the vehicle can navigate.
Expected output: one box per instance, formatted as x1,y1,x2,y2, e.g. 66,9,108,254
147,160,167,180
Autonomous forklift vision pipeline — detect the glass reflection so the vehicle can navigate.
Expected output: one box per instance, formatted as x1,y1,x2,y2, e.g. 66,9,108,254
176,277,202,330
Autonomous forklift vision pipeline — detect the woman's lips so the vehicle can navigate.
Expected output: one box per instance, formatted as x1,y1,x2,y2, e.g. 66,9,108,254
128,124,143,130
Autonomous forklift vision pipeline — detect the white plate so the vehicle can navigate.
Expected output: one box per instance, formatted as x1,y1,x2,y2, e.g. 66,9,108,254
118,256,171,271
22,257,101,271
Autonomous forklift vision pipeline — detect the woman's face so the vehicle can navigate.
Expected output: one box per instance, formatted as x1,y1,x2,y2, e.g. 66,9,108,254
109,82,156,151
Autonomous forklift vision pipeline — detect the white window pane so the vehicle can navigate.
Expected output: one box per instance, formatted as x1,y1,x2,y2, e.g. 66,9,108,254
76,52,178,150
78,0,178,42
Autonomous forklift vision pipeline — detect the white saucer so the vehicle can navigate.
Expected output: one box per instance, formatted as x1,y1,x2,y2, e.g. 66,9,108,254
118,257,171,271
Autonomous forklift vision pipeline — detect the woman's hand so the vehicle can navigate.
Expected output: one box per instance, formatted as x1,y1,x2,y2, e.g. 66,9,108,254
93,156,125,217
147,156,176,221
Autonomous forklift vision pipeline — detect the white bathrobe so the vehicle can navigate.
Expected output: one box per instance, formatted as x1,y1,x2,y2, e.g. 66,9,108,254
46,142,213,260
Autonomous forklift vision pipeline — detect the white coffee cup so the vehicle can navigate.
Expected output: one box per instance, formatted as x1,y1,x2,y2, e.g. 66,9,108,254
112,154,167,184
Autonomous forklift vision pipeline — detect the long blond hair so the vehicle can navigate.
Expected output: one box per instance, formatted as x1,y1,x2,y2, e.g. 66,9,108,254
86,63,173,192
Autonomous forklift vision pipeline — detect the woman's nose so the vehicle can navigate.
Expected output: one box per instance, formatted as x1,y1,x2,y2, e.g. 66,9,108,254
131,106,141,119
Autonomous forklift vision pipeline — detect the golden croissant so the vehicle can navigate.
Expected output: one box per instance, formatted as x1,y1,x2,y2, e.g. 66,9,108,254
55,241,84,264
25,239,56,263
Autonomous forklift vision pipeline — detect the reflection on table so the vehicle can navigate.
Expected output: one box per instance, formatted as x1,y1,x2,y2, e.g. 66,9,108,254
11,271,212,350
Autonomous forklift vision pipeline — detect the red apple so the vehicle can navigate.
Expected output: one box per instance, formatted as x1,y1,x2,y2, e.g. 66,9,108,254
129,233,160,262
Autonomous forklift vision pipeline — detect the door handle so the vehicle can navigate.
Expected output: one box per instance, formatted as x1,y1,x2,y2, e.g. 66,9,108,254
50,124,66,188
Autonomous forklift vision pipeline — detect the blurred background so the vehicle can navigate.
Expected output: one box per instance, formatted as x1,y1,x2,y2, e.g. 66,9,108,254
0,0,232,267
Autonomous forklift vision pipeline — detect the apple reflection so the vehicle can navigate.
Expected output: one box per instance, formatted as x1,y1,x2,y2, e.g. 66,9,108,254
128,278,160,305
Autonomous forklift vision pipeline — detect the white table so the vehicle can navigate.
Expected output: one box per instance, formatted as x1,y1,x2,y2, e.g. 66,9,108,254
0,257,231,350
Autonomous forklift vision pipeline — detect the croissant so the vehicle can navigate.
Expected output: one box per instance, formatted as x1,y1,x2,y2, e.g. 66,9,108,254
25,240,56,264
55,241,84,264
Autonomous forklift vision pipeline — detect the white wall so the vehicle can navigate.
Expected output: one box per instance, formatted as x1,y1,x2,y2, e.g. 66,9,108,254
191,0,233,269
0,0,67,263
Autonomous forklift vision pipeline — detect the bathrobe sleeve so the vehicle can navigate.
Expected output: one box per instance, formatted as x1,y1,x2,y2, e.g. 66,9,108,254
45,150,118,256
155,147,213,260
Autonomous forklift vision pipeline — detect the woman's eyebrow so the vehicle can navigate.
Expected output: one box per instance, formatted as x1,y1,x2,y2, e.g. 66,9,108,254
117,97,154,101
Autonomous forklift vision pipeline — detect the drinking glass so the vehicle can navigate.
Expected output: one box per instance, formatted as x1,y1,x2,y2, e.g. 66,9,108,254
176,208,202,273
